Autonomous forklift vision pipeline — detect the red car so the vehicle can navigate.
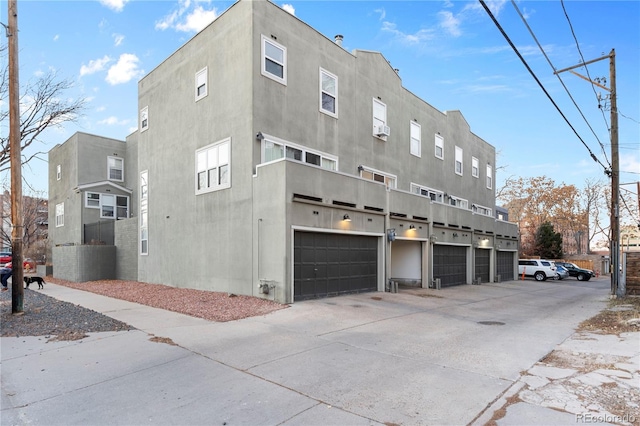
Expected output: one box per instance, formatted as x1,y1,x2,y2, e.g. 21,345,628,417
0,252,11,263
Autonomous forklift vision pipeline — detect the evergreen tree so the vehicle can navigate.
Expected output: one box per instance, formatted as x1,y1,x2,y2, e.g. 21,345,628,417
534,221,563,259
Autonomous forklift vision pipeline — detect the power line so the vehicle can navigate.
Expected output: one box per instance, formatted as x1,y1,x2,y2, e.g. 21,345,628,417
560,0,611,133
510,0,611,168
479,0,609,173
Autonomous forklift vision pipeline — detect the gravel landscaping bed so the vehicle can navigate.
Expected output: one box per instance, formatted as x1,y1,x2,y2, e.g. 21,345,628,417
1,288,132,341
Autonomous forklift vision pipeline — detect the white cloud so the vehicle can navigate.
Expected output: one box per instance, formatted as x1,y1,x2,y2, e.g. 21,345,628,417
98,116,129,126
80,55,112,77
374,8,386,21
96,106,106,112
113,33,125,47
156,0,218,33
438,11,462,37
282,3,295,15
53,34,59,42
99,0,129,13
381,21,435,45
106,53,144,85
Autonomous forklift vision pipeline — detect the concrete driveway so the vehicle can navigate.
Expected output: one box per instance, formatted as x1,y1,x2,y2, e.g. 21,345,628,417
1,277,611,425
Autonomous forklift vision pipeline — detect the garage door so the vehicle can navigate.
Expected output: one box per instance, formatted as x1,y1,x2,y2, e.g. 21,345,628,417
475,248,490,283
497,251,515,281
433,245,467,287
294,232,378,301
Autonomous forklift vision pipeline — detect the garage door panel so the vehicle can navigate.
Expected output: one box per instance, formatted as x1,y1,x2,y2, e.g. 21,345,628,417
497,251,514,281
433,245,467,287
475,248,490,283
294,232,378,301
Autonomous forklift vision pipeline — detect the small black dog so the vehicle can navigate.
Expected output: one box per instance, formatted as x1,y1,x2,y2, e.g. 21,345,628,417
24,276,46,290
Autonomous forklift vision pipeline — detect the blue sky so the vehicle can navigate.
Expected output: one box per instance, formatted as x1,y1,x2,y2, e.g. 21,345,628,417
2,0,639,208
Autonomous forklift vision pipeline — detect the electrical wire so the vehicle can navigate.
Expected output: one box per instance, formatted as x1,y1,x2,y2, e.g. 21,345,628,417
510,0,611,168
560,0,612,134
479,0,609,173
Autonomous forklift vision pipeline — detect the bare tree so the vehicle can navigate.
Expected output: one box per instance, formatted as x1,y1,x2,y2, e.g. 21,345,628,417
0,45,86,172
0,187,47,256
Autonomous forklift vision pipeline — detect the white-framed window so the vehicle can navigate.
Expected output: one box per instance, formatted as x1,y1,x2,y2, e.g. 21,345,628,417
195,67,208,101
472,204,492,216
108,156,124,181
56,164,61,181
99,194,129,219
262,137,337,171
435,134,444,160
410,121,421,157
486,164,493,189
372,98,388,139
455,146,463,176
448,195,468,209
319,68,338,117
411,183,444,203
472,157,479,178
140,170,148,255
55,202,64,227
196,138,231,194
140,106,148,132
86,192,100,208
359,166,396,189
261,35,287,85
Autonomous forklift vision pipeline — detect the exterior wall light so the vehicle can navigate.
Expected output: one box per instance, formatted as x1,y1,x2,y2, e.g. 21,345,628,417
409,225,416,230
343,214,351,222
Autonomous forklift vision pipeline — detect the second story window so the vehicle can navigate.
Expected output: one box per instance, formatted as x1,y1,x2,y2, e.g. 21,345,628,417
372,99,389,139
435,134,444,160
261,35,287,85
319,68,338,117
487,164,493,189
455,146,463,176
410,121,421,157
55,203,64,227
262,137,337,171
360,165,396,188
56,164,61,181
196,138,231,194
411,183,443,203
195,67,208,101
108,156,124,181
140,106,148,132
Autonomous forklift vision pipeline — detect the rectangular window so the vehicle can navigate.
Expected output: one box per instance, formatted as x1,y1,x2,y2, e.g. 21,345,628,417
196,138,231,194
372,99,388,139
449,195,468,209
56,164,61,181
101,194,115,218
410,121,421,157
411,183,443,203
261,137,337,171
86,192,100,208
360,166,396,189
140,106,148,132
140,170,148,255
261,35,287,85
55,202,64,227
195,67,207,101
435,134,444,160
472,157,479,178
486,164,493,189
472,204,492,216
108,156,124,181
319,68,338,117
455,146,463,176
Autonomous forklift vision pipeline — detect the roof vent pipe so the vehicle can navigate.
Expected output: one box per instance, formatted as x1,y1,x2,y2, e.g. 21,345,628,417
335,34,343,46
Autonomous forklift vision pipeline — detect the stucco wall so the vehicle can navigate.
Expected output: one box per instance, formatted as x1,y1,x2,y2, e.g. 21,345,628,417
52,245,116,282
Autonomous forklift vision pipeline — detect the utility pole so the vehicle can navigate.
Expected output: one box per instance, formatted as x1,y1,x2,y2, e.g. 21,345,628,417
555,49,619,297
6,0,24,313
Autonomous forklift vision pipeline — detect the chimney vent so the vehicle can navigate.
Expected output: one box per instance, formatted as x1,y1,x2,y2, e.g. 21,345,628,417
335,34,343,46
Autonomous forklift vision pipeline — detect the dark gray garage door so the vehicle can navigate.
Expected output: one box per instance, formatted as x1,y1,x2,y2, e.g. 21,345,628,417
475,248,490,283
294,232,378,301
497,251,515,281
433,245,467,287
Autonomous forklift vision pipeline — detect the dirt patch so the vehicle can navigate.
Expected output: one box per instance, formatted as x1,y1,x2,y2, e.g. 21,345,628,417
578,296,640,335
149,335,178,346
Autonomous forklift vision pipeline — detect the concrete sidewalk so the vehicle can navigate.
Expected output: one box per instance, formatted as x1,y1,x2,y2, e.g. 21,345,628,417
2,277,634,425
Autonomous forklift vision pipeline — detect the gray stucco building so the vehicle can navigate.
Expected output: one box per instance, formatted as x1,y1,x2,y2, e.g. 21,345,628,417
48,0,519,303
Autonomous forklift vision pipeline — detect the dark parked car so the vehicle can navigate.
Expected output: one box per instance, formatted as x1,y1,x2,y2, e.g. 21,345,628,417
555,262,595,281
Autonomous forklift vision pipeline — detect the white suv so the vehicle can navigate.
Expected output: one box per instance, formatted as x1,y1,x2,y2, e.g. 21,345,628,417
518,259,559,281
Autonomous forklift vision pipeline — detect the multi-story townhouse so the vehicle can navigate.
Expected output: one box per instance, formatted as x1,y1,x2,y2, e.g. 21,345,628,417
48,0,518,303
